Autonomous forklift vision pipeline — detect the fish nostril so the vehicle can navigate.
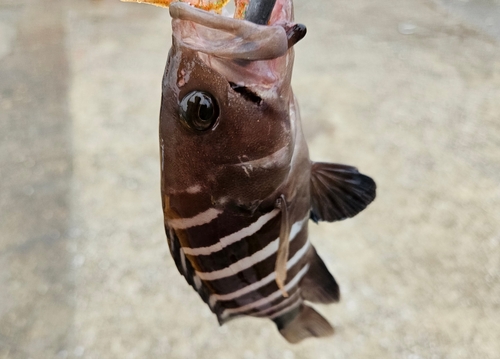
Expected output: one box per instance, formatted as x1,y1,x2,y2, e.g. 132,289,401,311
229,82,262,105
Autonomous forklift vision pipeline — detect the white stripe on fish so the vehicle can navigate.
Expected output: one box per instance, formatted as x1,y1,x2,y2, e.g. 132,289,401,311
210,239,311,302
252,289,301,317
183,209,280,256
195,215,308,281
180,249,188,274
289,215,309,241
219,264,310,319
195,237,280,281
268,297,302,319
193,275,202,290
167,208,222,229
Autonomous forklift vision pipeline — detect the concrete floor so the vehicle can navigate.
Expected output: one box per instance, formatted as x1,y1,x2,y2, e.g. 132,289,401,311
1,0,499,358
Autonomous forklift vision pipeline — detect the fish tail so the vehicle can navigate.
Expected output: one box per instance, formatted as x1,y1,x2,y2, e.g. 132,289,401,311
273,304,334,344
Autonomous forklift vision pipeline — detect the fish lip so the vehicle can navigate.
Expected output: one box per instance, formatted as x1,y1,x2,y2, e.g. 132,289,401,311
169,2,288,61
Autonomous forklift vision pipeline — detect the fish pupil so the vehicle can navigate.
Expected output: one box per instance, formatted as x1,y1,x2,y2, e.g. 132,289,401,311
198,97,214,124
179,91,219,132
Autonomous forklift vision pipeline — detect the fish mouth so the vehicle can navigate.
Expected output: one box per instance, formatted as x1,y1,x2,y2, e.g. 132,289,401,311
169,2,289,61
170,1,305,89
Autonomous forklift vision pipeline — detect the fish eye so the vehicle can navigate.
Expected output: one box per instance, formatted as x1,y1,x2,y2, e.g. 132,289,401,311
179,91,219,132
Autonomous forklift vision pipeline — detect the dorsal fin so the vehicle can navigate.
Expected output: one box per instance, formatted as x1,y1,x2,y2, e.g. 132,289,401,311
310,162,376,223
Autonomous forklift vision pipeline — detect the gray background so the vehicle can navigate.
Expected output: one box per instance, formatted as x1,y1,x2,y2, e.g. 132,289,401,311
1,0,499,358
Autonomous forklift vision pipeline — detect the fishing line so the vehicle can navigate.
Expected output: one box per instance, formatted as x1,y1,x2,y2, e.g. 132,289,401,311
244,0,277,25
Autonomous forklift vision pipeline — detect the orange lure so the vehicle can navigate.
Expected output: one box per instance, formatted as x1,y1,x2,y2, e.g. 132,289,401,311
122,0,249,17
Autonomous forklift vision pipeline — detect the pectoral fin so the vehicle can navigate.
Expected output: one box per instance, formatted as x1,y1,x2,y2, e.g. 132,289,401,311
275,194,290,297
310,162,376,222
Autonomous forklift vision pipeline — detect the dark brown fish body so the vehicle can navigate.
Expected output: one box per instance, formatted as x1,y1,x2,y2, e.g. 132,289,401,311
160,1,376,343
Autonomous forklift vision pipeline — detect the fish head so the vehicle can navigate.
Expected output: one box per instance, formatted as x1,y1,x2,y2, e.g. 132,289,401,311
160,1,307,212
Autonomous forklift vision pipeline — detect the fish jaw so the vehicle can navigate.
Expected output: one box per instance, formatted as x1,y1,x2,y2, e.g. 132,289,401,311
169,3,288,60
169,2,297,94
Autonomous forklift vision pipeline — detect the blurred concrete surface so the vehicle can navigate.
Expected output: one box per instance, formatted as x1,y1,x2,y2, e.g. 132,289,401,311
438,0,500,40
0,0,499,358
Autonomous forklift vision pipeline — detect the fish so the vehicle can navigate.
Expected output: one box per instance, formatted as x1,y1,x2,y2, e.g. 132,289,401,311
154,0,376,343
